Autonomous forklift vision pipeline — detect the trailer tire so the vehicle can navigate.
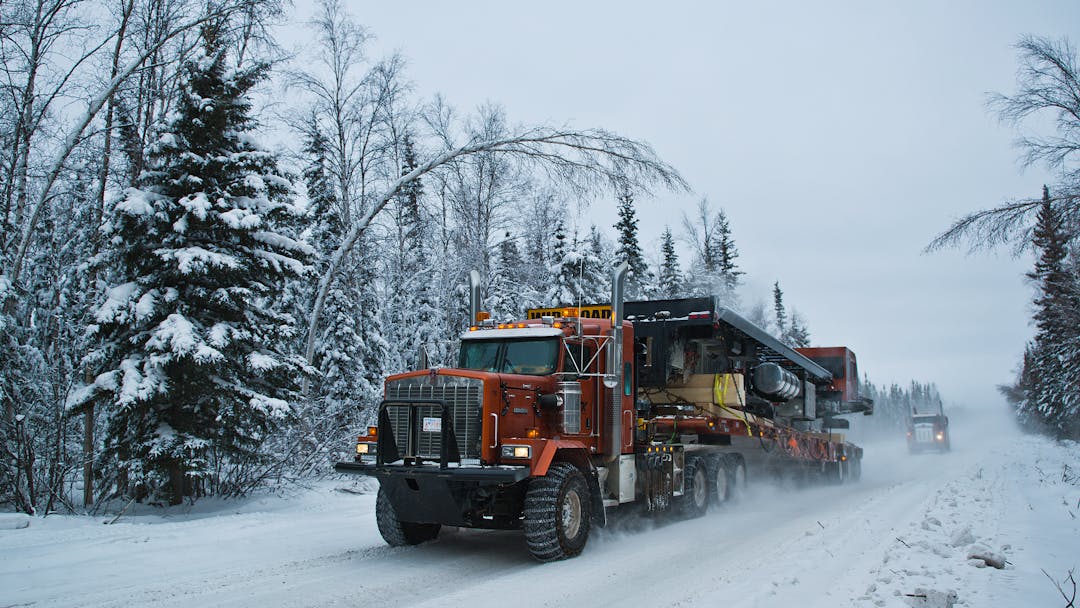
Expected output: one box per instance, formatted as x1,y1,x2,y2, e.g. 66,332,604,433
524,462,591,562
726,456,747,501
709,456,728,505
679,456,710,517
376,486,441,546
828,461,846,485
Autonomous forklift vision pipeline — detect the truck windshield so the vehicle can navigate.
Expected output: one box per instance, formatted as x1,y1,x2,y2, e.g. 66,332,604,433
458,338,560,376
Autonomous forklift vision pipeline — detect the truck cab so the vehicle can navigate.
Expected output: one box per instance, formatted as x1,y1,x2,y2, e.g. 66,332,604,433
907,413,950,453
796,346,874,416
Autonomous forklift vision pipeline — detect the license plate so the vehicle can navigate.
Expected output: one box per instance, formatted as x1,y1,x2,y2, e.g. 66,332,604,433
422,417,442,432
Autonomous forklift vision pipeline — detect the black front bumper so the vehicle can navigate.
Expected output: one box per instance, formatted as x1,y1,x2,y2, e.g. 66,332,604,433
334,461,530,484
335,461,531,528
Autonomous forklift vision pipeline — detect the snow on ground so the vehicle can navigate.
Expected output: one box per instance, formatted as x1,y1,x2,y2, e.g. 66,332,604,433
1,410,1076,608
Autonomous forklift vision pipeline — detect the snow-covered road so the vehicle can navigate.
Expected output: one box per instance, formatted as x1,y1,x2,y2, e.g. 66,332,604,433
3,414,1077,608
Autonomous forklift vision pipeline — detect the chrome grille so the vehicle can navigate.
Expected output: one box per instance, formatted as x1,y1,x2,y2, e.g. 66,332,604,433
384,375,484,460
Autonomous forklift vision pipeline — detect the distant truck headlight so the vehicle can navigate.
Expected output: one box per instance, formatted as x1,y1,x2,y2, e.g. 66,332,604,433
500,445,531,459
935,433,944,441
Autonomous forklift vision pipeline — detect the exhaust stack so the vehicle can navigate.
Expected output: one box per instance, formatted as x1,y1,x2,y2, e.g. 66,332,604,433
469,270,482,326
607,262,628,461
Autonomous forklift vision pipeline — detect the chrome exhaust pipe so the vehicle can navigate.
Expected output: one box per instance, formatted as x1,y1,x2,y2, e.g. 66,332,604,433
469,270,482,326
607,262,628,461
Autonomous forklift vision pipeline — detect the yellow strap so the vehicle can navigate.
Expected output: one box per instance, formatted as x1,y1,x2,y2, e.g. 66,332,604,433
713,373,726,405
714,374,753,436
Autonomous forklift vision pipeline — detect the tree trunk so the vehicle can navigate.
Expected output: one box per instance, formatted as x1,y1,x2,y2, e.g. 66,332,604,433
83,404,93,507
168,462,184,506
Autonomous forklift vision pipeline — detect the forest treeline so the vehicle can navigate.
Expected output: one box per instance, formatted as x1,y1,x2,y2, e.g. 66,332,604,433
0,0,827,512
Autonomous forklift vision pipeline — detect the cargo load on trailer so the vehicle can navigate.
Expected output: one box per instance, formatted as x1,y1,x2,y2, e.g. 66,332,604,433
335,264,874,561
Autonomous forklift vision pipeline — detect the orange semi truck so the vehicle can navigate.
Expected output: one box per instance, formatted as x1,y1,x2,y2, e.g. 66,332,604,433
335,265,873,561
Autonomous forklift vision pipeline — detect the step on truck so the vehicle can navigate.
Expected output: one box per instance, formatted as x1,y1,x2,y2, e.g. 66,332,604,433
335,264,874,561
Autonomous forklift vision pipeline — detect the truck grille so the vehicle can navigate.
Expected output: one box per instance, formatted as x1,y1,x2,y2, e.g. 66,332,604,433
385,375,484,460
914,424,934,443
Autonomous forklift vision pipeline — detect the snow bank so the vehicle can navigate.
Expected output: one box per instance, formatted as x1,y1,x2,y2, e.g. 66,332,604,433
0,417,1075,608
856,434,1078,607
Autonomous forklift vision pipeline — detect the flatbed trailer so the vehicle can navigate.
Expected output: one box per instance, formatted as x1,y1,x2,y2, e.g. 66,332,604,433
335,265,873,560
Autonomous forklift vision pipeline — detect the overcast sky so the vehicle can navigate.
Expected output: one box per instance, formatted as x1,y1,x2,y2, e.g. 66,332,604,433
295,1,1080,411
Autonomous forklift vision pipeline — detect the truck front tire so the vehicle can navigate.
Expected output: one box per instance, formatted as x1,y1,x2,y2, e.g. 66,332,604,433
376,486,441,546
523,462,591,562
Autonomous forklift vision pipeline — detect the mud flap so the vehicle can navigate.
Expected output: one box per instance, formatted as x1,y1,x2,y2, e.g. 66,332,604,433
588,467,607,528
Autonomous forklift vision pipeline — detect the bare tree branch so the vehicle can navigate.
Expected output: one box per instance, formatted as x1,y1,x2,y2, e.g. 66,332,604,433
3,2,244,297
304,120,688,366
931,35,1080,253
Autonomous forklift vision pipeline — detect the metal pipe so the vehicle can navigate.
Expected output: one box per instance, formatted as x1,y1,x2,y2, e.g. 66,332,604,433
607,263,628,461
469,270,482,326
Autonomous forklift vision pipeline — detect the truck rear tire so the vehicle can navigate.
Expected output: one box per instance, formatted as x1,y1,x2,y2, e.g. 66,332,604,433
678,456,709,517
376,486,441,546
523,462,591,562
828,460,846,485
709,455,728,505
726,456,747,501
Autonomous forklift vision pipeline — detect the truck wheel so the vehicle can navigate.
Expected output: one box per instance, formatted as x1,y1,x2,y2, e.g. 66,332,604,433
679,456,709,517
523,462,591,562
830,460,846,485
376,486,441,546
726,457,747,500
710,456,729,505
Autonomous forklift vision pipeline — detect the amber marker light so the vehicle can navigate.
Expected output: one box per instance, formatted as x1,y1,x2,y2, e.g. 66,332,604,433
527,428,540,439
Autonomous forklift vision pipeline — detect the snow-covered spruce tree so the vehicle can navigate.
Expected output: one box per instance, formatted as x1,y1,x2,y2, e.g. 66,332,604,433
656,227,683,298
384,133,440,371
712,209,743,308
614,191,652,298
305,158,385,425
584,225,611,302
786,311,811,348
1022,186,1080,438
489,231,527,321
79,27,311,504
546,220,591,307
266,121,369,476
772,281,788,339
682,199,741,306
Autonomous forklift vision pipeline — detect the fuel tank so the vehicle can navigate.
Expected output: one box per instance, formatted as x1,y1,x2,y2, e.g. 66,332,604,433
752,362,802,400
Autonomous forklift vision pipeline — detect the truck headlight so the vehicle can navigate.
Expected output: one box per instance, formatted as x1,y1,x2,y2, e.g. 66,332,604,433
500,445,531,459
935,433,944,441
356,443,376,455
